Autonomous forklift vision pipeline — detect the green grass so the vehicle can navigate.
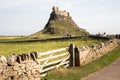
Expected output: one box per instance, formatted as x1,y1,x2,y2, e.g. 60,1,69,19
31,20,89,38
0,36,30,42
0,36,21,39
0,38,99,56
44,43,120,80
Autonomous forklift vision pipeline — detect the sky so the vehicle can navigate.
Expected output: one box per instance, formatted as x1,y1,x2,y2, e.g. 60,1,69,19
0,0,120,36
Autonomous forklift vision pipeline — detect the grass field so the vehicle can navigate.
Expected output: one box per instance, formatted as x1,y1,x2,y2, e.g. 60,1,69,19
44,43,120,80
0,36,21,39
0,37,100,56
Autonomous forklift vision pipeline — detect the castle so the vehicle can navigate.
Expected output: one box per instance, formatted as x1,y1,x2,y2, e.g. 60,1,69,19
52,6,70,17
31,6,89,37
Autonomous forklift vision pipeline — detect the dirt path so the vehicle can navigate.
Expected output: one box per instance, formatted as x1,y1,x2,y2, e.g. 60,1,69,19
82,58,120,80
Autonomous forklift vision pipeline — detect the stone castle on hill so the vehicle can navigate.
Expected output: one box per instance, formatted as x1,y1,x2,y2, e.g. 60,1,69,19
31,6,89,37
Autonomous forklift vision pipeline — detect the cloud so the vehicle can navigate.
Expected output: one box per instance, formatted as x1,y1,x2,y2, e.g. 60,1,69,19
0,0,39,9
0,0,120,35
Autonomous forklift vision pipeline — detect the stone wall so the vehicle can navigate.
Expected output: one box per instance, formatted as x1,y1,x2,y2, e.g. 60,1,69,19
74,39,118,66
55,11,69,17
0,52,40,80
52,6,69,17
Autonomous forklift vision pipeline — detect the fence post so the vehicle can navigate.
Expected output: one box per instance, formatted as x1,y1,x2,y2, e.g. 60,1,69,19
74,47,80,66
69,44,75,67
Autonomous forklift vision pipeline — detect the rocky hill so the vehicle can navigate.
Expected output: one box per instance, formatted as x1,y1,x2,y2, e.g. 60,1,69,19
31,6,89,38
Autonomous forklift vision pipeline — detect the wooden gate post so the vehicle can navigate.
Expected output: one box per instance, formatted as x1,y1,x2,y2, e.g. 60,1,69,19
69,44,75,67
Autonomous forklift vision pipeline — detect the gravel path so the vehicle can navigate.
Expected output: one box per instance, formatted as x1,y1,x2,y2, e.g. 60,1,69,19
82,58,120,80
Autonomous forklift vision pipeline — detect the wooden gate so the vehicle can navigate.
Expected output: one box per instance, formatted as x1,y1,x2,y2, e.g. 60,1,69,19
37,48,69,77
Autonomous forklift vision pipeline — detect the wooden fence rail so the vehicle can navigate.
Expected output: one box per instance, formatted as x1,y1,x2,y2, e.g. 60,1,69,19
38,47,69,77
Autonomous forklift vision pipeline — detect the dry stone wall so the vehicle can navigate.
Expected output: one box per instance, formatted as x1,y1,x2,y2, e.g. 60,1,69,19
75,39,118,66
0,52,40,80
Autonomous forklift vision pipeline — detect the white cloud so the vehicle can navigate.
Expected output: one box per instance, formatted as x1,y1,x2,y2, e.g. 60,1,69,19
76,13,120,34
0,0,120,35
0,0,40,9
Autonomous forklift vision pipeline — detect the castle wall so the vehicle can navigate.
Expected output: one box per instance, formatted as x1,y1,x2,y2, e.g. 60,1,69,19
55,11,69,17
52,7,69,17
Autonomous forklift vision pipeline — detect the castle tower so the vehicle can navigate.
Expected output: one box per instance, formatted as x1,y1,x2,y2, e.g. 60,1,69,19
52,6,59,11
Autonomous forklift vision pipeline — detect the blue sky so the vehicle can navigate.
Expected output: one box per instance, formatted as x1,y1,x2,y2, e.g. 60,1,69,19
0,0,120,35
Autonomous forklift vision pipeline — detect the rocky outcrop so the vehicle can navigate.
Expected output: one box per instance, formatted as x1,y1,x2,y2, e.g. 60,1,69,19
45,7,78,29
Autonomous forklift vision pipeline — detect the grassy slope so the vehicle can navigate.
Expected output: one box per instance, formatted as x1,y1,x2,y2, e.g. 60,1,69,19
31,21,89,38
0,38,99,56
44,43,120,80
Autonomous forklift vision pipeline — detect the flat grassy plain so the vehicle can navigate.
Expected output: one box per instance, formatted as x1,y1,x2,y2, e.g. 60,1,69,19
0,36,20,39
0,37,99,56
44,43,120,80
